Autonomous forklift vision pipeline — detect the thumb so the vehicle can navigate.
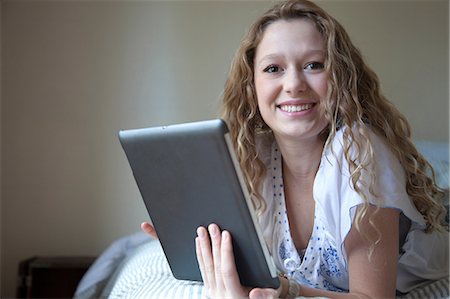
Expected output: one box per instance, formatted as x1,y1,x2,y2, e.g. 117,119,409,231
141,222,158,239
248,288,278,299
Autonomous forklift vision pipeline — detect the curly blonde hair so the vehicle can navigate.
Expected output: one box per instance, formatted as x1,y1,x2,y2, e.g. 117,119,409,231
221,0,447,238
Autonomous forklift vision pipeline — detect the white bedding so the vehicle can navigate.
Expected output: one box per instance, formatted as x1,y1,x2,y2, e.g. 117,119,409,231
103,240,204,299
75,140,449,299
77,238,449,299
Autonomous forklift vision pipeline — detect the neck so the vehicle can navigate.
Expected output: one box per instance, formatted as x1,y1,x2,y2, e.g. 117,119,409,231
276,135,325,179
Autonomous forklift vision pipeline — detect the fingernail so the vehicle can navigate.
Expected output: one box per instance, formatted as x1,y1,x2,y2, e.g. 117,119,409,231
208,224,219,237
197,227,206,239
222,230,228,240
250,290,264,299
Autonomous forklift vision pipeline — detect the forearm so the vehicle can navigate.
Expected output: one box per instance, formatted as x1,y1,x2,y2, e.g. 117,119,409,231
298,284,389,299
278,275,381,299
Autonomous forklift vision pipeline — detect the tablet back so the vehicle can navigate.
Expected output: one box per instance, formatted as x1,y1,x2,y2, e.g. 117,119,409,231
118,119,279,288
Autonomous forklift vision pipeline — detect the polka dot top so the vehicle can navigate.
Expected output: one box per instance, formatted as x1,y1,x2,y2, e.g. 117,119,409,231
261,140,347,291
255,128,447,293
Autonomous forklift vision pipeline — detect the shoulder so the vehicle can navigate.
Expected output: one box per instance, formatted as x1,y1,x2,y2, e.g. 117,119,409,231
326,125,398,164
316,126,426,238
323,125,405,188
322,125,422,209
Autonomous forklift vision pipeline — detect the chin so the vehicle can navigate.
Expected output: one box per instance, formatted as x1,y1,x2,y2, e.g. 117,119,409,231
275,124,328,141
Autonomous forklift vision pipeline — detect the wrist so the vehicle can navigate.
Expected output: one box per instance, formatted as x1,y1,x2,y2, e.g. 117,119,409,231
278,273,301,298
287,277,301,298
279,274,289,298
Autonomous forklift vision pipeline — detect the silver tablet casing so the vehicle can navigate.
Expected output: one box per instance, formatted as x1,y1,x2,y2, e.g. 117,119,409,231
119,119,279,288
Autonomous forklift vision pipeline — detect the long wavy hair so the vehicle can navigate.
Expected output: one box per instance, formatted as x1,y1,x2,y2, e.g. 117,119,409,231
221,0,447,244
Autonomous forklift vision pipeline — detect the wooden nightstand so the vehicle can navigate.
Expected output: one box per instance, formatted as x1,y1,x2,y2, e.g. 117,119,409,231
16,256,96,298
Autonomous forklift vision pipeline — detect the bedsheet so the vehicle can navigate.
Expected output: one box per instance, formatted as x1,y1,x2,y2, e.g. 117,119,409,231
77,238,448,299
75,140,449,298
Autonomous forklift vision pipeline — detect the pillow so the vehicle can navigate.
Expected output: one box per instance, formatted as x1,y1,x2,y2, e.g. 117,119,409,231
103,239,204,298
74,231,150,299
414,140,449,224
414,140,449,189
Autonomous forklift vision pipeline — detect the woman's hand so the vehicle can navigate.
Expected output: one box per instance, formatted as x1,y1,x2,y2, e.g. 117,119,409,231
195,223,283,299
141,221,158,239
196,224,249,298
142,221,282,298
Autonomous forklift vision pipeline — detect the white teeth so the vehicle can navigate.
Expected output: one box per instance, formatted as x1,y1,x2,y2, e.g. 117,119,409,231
279,104,313,113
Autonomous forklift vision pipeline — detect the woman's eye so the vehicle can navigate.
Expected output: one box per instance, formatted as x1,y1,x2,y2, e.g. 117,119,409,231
263,65,280,73
305,62,325,70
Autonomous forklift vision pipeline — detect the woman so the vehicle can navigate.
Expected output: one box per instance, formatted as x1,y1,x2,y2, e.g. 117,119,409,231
144,0,448,297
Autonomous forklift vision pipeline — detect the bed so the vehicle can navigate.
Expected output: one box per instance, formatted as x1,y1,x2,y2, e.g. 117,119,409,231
74,140,449,299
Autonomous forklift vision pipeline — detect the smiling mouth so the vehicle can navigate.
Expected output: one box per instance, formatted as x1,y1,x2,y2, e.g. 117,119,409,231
278,103,314,113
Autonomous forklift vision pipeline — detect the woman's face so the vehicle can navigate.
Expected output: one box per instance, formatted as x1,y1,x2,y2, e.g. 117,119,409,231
254,18,329,142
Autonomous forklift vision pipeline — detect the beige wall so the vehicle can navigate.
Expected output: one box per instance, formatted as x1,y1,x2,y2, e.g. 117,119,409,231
0,0,2,295
1,1,448,297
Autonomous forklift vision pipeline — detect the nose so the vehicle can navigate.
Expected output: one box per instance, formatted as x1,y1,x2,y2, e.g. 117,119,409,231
283,69,307,97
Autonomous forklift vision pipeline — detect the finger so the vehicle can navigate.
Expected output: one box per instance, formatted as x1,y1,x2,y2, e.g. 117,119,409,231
208,224,225,292
220,230,244,294
195,237,210,290
140,222,158,239
249,288,278,299
197,226,216,290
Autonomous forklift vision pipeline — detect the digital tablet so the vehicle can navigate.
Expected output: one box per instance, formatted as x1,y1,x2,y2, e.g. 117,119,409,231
118,119,280,288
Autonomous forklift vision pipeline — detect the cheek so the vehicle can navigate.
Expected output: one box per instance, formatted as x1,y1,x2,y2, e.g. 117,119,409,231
254,80,271,119
311,75,329,97
254,76,264,98
320,81,328,97
255,76,280,104
254,78,269,109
